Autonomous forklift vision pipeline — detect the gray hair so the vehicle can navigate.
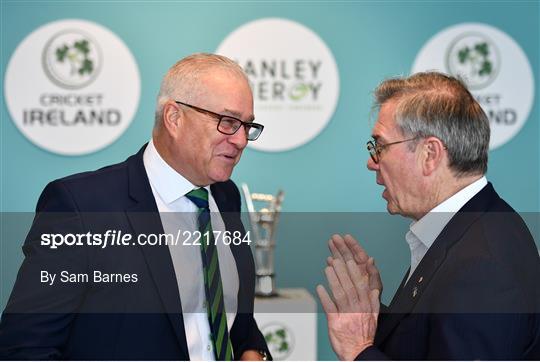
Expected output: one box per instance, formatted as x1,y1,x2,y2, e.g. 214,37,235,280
374,71,490,177
154,53,249,127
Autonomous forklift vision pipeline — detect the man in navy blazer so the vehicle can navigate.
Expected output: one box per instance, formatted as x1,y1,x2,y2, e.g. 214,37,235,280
0,53,270,360
317,72,540,360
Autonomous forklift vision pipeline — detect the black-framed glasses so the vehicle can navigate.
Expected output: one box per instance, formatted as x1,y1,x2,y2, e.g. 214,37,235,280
367,137,418,164
175,101,264,141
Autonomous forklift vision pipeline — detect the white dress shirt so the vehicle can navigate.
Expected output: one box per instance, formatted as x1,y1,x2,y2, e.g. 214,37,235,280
143,139,239,360
405,176,488,283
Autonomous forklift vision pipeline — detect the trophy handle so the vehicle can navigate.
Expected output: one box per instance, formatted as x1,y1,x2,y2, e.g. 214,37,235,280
241,183,255,213
267,190,284,242
241,183,262,242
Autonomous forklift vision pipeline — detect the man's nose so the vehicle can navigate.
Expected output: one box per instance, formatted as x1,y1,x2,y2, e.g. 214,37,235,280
229,125,248,149
367,156,379,171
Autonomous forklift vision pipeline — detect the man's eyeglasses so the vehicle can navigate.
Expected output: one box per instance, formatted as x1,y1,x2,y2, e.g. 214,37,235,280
175,101,264,141
366,137,418,164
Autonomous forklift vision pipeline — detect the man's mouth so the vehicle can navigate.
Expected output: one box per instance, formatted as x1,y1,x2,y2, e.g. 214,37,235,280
218,153,238,162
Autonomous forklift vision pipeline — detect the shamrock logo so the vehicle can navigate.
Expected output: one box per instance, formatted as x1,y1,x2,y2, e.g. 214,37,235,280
262,323,294,360
43,30,102,89
446,32,500,90
55,39,94,77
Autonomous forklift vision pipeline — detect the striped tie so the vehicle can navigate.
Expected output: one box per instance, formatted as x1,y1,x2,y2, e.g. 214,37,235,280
186,188,233,361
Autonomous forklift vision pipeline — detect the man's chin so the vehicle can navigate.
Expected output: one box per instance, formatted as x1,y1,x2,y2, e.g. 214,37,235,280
209,169,233,184
387,204,411,218
386,203,398,215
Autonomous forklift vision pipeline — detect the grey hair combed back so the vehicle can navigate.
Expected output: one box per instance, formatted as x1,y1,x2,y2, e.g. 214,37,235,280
154,53,249,127
374,71,490,177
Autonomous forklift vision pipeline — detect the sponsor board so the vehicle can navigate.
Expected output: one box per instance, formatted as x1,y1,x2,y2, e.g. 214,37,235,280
217,18,340,152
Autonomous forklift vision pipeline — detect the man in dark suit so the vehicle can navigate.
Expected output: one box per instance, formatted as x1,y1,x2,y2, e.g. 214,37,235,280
0,53,270,360
317,72,540,360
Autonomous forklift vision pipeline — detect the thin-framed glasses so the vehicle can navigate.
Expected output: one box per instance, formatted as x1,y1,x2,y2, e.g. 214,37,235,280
367,137,418,164
175,100,264,141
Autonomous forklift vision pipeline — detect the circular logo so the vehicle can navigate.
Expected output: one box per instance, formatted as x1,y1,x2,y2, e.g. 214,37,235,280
262,323,294,360
217,18,340,152
446,32,500,90
4,19,140,156
412,23,534,150
42,29,102,89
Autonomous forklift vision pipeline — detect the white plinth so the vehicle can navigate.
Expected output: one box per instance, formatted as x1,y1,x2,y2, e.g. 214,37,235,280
254,288,317,360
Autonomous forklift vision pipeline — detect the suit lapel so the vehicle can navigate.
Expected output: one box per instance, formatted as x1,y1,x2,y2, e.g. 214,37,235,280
387,267,410,310
211,182,253,316
375,243,447,345
376,183,498,346
125,145,189,357
210,182,244,239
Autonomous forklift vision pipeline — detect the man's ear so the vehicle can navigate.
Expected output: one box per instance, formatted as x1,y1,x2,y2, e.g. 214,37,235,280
421,137,446,176
162,101,182,139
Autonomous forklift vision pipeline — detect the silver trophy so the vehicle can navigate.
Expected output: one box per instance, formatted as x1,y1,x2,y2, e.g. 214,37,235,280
241,183,284,297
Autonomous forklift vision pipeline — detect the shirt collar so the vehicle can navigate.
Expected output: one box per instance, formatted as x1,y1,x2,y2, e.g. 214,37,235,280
409,176,488,249
143,139,208,204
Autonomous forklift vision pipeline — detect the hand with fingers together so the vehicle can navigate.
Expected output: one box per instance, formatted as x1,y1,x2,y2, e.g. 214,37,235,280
327,234,383,296
317,258,380,361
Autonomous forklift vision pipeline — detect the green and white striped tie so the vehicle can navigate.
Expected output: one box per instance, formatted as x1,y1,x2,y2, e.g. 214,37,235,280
186,188,233,360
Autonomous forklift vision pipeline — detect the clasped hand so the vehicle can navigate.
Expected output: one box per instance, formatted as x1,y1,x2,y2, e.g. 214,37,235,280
317,234,383,361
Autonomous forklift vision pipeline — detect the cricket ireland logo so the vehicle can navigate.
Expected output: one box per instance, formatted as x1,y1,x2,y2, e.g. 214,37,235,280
42,29,102,89
446,32,500,90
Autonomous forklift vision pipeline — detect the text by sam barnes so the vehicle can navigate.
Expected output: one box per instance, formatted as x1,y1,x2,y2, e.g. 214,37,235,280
41,270,138,285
